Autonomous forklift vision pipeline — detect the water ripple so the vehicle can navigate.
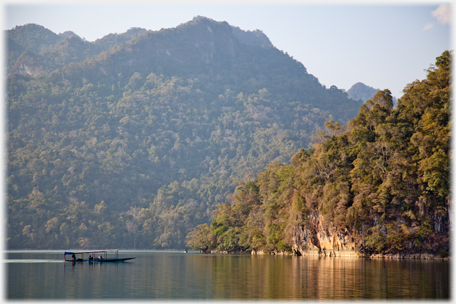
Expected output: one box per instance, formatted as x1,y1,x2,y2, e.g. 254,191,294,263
5,259,63,263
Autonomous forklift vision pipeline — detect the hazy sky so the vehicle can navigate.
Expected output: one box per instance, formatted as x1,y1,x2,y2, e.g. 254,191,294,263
3,0,452,98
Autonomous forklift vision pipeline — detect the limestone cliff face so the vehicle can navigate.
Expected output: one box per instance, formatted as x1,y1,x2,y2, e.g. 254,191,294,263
291,214,364,257
288,214,449,260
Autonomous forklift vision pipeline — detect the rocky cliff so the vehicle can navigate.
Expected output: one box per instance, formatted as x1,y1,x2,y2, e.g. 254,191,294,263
290,214,363,257
289,214,449,260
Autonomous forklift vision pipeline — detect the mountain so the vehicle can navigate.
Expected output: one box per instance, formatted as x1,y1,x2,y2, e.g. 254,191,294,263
347,82,380,102
92,27,147,50
6,24,146,75
7,23,62,54
10,35,102,76
58,31,80,39
348,82,397,105
6,17,363,250
7,24,62,72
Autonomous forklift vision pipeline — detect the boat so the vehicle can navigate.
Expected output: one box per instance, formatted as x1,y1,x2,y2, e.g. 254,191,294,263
64,249,135,262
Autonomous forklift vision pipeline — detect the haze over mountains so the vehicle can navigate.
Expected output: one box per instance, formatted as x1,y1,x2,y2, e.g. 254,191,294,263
348,82,397,105
7,16,366,249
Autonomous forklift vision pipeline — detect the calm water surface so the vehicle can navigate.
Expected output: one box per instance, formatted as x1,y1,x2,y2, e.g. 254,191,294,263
6,250,450,299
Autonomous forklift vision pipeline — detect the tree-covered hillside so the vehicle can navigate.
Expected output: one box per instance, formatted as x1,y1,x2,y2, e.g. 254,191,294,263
7,17,363,249
187,51,450,257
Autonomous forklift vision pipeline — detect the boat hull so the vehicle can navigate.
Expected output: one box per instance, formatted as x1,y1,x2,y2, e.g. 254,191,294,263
65,257,135,262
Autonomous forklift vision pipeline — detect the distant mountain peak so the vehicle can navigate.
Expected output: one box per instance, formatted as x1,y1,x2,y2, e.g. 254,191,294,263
347,82,380,102
7,23,62,54
347,82,397,105
186,16,273,47
10,23,48,32
190,15,221,24
59,31,80,39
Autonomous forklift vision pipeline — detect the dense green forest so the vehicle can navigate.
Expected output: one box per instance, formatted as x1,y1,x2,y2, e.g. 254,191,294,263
6,17,362,249
187,51,451,256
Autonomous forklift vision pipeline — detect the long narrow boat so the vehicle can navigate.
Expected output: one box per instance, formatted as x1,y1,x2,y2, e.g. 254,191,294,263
64,249,135,262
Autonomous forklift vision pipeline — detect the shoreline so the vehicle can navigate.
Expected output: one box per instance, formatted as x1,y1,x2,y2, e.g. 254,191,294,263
203,249,450,260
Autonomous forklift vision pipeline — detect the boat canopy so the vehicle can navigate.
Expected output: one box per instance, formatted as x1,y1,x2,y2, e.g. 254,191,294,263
64,249,118,255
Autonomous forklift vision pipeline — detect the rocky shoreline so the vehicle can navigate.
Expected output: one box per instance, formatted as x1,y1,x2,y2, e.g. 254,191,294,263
200,214,449,261
202,249,449,260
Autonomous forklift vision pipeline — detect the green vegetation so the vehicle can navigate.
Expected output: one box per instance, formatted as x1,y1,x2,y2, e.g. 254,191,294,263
6,17,362,249
187,51,451,255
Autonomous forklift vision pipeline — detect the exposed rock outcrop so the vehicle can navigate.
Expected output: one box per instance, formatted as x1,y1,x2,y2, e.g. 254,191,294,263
289,214,449,260
291,214,364,257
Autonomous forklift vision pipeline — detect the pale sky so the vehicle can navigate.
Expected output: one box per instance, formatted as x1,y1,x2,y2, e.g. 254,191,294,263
2,0,453,98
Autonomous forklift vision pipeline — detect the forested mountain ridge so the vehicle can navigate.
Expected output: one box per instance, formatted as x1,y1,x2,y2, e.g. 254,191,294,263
187,51,451,258
8,23,64,55
7,17,363,250
7,24,147,75
92,27,148,51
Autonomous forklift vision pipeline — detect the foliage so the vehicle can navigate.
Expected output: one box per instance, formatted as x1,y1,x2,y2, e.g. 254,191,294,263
187,51,451,255
6,17,362,249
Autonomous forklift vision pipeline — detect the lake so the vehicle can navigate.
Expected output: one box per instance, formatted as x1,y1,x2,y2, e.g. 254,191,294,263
6,250,450,300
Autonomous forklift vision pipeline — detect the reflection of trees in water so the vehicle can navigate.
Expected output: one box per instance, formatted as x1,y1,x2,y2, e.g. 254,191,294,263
289,257,449,299
206,255,449,299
